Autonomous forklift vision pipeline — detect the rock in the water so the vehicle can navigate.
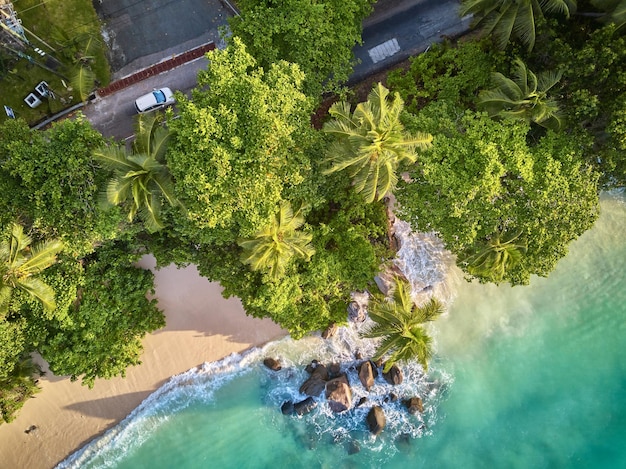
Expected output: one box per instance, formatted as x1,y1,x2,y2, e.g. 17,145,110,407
263,357,282,371
281,401,294,415
404,396,424,414
305,359,320,374
325,376,352,413
366,406,386,436
305,361,329,381
356,396,367,407
355,351,363,360
358,361,375,391
329,362,341,378
322,323,338,339
294,396,317,416
299,377,327,397
346,440,361,455
383,364,403,385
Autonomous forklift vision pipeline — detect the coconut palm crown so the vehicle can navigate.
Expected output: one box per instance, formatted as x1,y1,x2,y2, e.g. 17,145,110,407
463,230,528,284
238,201,315,280
592,0,626,32
478,58,564,130
363,277,444,373
0,223,63,317
461,0,576,51
322,83,432,203
94,113,179,232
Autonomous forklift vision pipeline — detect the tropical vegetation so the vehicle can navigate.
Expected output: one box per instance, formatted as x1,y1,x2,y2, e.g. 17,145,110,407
0,0,109,125
95,113,179,232
1,0,625,423
460,0,576,51
363,277,444,372
238,201,315,280
478,58,564,130
323,83,432,203
0,223,63,316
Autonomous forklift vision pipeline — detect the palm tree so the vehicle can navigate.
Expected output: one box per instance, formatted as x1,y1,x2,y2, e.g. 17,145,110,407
362,277,444,372
322,83,432,203
238,201,315,280
478,58,564,130
0,223,63,317
592,0,626,32
463,230,528,283
94,113,179,232
460,0,576,51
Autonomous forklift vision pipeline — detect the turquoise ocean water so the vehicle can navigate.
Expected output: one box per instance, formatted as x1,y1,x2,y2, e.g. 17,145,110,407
59,193,626,469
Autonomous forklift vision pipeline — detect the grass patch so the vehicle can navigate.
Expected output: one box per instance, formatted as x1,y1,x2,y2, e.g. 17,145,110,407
0,0,109,126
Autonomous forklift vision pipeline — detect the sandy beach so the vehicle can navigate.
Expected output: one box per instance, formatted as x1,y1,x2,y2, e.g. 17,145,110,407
0,255,285,469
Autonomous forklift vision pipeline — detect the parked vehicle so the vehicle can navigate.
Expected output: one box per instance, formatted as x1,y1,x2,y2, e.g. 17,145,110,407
134,87,175,113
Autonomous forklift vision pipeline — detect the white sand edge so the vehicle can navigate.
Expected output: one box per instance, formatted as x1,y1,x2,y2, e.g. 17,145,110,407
0,255,286,469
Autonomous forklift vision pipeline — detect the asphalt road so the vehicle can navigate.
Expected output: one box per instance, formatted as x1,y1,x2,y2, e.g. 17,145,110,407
83,57,208,140
352,0,471,83
83,0,469,140
94,0,229,79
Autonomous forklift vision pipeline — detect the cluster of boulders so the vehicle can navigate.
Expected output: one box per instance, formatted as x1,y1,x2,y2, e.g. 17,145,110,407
263,356,426,437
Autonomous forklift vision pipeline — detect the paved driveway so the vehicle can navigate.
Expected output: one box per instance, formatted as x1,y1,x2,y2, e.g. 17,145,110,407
94,0,231,79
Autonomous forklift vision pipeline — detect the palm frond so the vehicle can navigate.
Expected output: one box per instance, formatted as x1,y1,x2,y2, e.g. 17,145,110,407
18,277,56,311
71,65,96,101
19,239,63,274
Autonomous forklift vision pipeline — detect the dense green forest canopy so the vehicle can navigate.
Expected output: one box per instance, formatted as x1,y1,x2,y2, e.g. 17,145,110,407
1,0,624,423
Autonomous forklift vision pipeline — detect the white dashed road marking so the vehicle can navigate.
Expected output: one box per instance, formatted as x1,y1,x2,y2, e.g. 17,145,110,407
368,38,400,64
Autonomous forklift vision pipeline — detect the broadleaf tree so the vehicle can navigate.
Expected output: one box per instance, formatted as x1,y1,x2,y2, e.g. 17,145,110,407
0,117,123,258
228,0,374,97
167,37,321,246
395,104,599,285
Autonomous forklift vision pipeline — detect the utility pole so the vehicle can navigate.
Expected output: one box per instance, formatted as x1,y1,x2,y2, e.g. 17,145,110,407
0,0,28,48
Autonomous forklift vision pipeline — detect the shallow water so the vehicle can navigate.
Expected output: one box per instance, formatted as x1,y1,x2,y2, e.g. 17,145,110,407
59,192,626,469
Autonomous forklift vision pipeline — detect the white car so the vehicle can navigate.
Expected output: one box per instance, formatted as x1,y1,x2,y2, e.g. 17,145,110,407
134,87,175,113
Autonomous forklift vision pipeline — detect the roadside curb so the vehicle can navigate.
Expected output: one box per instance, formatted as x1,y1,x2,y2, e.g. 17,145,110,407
96,42,216,98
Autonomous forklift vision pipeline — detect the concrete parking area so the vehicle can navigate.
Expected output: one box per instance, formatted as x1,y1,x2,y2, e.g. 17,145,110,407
94,0,231,79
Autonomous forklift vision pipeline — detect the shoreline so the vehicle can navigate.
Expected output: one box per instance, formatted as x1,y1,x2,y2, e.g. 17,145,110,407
0,255,285,469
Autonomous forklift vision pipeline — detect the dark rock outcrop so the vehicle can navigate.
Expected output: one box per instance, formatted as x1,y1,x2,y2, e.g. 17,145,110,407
299,376,327,397
263,357,282,371
281,400,294,415
325,375,352,413
366,406,386,436
383,364,403,385
305,361,328,381
384,393,398,403
356,396,367,407
404,396,424,414
329,362,341,378
358,361,375,391
294,397,317,416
